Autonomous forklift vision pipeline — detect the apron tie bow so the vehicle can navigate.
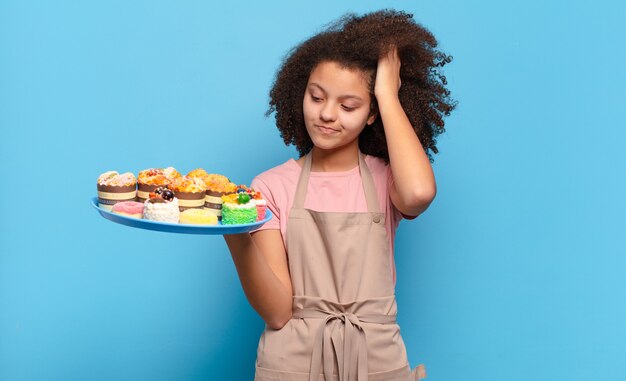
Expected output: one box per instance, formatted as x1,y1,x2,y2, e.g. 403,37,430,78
292,308,396,381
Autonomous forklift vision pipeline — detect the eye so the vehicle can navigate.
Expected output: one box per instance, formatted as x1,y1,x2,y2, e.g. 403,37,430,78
310,94,323,102
341,105,356,112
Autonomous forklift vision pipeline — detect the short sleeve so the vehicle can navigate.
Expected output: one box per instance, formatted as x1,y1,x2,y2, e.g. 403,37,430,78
251,176,281,231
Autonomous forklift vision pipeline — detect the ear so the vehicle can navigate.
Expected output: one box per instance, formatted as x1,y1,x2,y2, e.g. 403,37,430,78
366,112,377,125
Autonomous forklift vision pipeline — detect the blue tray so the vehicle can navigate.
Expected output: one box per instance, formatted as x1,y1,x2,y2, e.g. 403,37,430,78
91,197,272,235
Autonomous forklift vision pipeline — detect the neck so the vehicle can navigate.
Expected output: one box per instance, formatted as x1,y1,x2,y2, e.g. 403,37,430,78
310,142,360,172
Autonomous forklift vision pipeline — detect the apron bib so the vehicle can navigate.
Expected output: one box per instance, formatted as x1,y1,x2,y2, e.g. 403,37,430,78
254,152,426,381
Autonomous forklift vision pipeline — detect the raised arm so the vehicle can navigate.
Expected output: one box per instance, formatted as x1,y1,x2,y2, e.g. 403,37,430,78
223,229,293,329
375,47,437,217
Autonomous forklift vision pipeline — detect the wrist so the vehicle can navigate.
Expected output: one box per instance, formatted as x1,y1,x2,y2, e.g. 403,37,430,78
375,92,401,108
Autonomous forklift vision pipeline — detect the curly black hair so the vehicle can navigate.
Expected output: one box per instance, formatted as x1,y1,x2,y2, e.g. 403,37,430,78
266,9,457,162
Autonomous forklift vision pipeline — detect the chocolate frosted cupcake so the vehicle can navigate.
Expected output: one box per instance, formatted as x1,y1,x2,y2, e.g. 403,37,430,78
168,175,207,212
97,171,137,211
136,167,181,202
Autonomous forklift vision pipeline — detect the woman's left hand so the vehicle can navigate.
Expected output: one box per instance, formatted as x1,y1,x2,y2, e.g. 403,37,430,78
374,46,401,101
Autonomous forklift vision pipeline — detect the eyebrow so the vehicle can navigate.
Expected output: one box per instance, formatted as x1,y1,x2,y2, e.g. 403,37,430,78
308,83,364,101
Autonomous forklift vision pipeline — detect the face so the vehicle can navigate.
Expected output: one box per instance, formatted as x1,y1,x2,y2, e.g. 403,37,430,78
303,61,376,152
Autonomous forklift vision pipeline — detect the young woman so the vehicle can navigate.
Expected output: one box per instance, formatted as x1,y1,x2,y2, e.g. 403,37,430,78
223,10,456,381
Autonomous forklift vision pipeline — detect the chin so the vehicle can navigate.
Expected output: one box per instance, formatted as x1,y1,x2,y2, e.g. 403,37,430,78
310,139,348,152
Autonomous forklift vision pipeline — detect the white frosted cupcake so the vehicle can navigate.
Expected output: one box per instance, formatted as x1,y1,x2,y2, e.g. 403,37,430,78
142,187,180,223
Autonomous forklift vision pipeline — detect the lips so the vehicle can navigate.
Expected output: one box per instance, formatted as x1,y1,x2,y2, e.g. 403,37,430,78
316,125,339,134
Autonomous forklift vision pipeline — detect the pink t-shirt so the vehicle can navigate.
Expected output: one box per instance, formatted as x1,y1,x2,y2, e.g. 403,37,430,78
251,155,415,284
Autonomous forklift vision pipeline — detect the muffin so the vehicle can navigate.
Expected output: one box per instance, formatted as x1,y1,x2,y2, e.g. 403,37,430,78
136,167,181,202
97,171,137,211
203,174,237,220
168,175,206,212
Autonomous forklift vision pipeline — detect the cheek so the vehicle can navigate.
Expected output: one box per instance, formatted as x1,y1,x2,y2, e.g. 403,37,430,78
302,98,317,120
339,110,371,132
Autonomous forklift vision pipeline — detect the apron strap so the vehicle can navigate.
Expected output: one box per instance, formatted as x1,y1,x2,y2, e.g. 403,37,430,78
293,152,313,209
293,151,381,213
357,153,380,214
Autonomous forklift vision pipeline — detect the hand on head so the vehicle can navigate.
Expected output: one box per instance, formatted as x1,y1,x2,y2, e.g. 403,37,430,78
374,46,402,100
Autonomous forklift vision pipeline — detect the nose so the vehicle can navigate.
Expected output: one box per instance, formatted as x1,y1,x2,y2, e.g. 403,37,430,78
320,101,337,122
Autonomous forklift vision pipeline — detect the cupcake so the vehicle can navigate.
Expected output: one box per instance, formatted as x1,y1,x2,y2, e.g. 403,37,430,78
137,167,181,202
97,171,137,211
187,168,211,184
221,192,258,225
179,209,218,225
198,173,237,220
163,167,182,180
111,201,144,218
168,175,206,212
249,189,267,222
234,185,267,221
143,187,180,223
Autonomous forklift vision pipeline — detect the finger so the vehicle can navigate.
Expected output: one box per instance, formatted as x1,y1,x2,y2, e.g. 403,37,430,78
383,46,396,61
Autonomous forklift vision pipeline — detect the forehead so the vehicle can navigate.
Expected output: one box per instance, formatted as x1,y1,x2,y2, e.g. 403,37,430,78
307,61,371,97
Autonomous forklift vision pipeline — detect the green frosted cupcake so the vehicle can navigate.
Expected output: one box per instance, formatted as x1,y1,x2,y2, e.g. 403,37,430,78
221,193,258,225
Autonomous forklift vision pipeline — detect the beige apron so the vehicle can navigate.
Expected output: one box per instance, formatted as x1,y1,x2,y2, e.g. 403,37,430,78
255,152,426,381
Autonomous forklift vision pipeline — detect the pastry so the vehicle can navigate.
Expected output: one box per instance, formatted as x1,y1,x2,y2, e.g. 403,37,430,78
168,175,206,211
136,167,181,202
188,170,237,219
221,192,258,225
235,185,267,221
143,187,180,223
97,171,137,210
204,174,237,220
111,201,144,218
250,190,267,221
179,208,219,225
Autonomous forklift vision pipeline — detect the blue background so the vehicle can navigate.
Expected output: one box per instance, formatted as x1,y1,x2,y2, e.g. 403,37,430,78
1,1,625,380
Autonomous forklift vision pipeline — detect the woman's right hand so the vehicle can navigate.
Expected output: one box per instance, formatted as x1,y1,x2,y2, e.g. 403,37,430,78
223,230,293,330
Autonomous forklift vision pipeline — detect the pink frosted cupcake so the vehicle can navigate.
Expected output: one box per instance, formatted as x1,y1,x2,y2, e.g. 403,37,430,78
111,201,144,218
254,198,267,221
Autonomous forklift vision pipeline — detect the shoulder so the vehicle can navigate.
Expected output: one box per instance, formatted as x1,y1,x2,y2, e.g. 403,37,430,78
364,155,416,222
251,158,301,203
363,154,392,207
365,155,391,183
364,155,389,174
253,158,300,185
